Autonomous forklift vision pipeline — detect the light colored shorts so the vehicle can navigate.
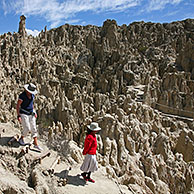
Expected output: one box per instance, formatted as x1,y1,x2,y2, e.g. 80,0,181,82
80,154,98,172
21,114,37,138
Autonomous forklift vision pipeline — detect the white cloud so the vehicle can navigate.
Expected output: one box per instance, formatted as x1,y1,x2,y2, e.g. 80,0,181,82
2,0,186,29
147,0,183,11
3,0,142,28
62,19,81,25
26,28,40,36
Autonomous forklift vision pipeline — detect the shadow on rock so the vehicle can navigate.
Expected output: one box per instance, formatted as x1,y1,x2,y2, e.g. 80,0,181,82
55,169,69,179
67,174,87,186
0,136,20,148
55,170,87,186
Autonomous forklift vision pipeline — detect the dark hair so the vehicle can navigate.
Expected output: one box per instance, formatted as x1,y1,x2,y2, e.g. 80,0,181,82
86,128,93,135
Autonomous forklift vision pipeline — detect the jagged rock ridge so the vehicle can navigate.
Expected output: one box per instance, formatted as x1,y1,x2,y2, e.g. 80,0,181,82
0,17,194,194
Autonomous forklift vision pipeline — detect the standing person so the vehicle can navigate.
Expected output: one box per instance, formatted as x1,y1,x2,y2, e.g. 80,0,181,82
80,122,101,183
16,83,42,151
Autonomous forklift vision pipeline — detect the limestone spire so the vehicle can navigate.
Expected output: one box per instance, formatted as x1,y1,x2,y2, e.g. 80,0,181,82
18,15,27,37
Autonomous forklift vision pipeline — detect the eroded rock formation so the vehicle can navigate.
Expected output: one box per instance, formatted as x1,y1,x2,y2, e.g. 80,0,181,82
0,17,194,194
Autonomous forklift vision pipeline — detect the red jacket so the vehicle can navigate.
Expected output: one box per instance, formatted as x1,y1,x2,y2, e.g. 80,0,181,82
83,133,97,155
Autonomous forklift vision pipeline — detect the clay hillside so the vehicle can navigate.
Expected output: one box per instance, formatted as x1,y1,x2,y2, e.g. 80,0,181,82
0,15,194,194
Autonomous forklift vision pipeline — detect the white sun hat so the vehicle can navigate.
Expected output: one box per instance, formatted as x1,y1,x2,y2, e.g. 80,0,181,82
87,122,101,131
24,83,38,95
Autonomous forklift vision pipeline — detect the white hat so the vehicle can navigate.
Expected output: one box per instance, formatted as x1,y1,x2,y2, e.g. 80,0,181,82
24,83,38,95
87,122,101,131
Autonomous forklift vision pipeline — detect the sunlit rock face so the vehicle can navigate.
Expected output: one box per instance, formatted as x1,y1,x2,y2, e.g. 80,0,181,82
0,16,194,194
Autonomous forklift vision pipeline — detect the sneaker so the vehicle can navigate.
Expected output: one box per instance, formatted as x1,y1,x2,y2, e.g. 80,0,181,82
34,145,43,151
19,138,25,145
87,178,95,183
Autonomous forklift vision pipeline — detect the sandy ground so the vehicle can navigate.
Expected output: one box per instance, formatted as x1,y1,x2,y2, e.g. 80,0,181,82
0,122,133,194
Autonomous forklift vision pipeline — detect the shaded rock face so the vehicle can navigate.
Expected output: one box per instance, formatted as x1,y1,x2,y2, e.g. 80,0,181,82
0,17,194,194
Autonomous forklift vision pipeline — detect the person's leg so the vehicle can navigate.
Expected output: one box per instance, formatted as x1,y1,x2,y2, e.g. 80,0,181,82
81,172,88,179
87,171,91,178
30,115,42,150
33,136,38,146
29,115,38,145
87,171,95,183
20,114,30,145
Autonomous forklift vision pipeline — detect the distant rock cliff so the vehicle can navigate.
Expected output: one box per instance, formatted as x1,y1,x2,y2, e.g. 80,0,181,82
0,16,194,194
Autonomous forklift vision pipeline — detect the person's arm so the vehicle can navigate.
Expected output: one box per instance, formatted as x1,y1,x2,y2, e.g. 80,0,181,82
16,99,22,122
32,95,37,118
83,135,93,155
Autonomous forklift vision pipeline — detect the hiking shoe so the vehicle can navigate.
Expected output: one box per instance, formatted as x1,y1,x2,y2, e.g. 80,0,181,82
19,138,25,145
87,178,95,183
34,145,43,151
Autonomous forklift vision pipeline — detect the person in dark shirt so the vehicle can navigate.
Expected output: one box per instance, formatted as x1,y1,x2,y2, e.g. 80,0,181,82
80,122,101,183
16,83,42,151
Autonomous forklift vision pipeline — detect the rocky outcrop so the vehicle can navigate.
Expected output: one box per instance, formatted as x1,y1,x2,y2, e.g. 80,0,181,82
0,166,35,194
0,17,194,194
18,15,27,37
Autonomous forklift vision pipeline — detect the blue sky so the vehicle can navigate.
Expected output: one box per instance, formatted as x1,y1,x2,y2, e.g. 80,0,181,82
0,0,194,36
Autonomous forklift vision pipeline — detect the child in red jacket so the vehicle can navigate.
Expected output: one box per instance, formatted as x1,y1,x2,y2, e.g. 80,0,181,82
80,122,101,183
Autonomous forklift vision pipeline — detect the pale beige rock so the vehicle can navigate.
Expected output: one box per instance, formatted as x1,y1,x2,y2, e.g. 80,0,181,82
0,16,194,194
175,129,194,162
